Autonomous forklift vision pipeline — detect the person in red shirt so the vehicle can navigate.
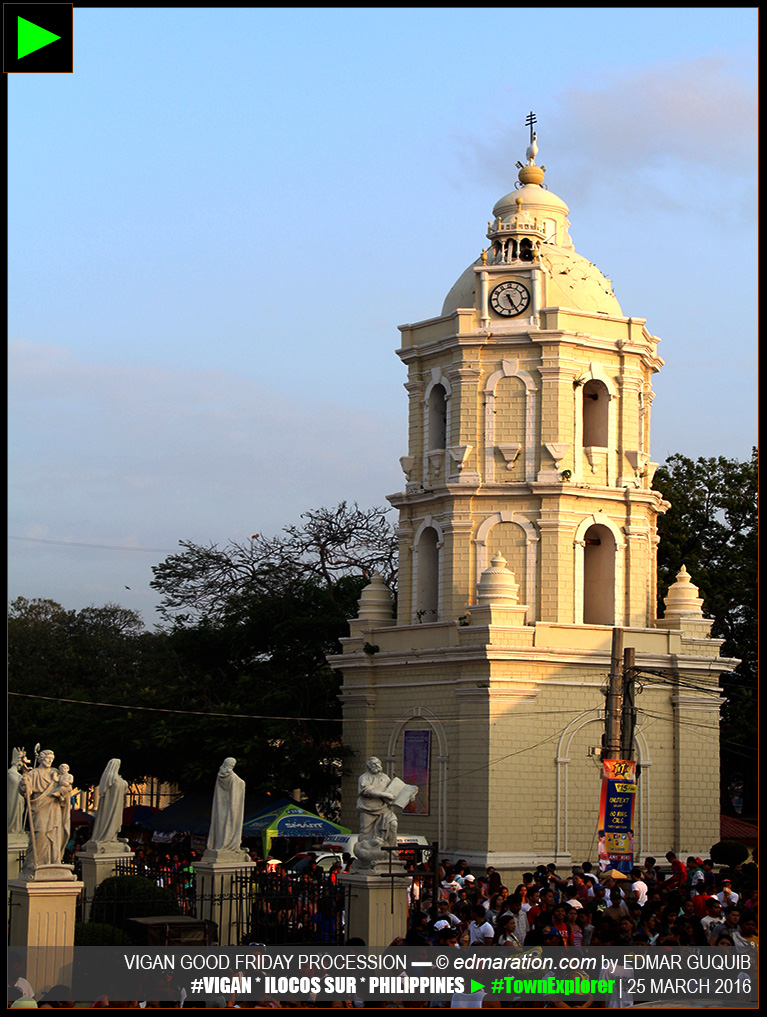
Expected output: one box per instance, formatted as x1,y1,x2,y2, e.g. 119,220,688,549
550,904,571,944
665,851,687,889
527,887,554,928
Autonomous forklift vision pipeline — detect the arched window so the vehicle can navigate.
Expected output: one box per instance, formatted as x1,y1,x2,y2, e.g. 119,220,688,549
582,379,609,447
415,527,440,622
428,384,447,449
582,523,615,625
485,520,527,607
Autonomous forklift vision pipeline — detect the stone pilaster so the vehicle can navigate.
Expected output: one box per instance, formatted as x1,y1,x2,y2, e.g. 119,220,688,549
195,860,255,946
8,878,83,995
339,871,410,948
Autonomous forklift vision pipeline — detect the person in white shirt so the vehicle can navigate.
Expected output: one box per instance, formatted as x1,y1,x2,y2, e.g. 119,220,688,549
630,867,648,906
504,894,530,943
717,880,740,906
731,915,758,954
468,905,494,945
700,897,725,938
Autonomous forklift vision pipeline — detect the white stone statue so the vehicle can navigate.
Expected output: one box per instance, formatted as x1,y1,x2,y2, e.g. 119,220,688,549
19,749,75,880
55,763,74,797
8,747,28,838
203,757,249,863
83,758,131,854
353,757,417,872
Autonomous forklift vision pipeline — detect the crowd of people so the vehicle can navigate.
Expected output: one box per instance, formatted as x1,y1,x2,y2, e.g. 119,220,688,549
9,848,757,1008
404,852,758,952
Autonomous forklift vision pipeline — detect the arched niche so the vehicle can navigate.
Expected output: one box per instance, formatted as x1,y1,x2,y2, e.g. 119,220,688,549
474,512,538,622
574,514,626,626
574,364,618,483
582,379,609,447
423,373,452,452
386,706,449,849
412,519,443,623
427,383,447,450
583,524,616,625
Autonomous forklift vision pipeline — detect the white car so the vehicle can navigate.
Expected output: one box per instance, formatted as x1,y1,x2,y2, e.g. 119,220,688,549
285,851,343,874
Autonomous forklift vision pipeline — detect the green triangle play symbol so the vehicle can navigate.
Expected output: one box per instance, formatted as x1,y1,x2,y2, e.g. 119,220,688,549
470,980,485,994
18,16,62,59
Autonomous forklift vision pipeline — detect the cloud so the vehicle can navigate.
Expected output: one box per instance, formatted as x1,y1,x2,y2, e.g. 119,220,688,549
556,57,755,165
453,57,757,218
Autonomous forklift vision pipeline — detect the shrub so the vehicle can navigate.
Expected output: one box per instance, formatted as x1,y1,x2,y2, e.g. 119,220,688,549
738,860,758,893
89,875,182,942
75,921,133,946
709,840,750,867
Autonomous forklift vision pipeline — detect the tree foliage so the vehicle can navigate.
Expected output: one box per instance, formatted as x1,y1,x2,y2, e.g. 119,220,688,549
8,597,178,790
8,505,398,817
150,501,397,624
709,840,751,868
144,503,397,813
654,448,758,815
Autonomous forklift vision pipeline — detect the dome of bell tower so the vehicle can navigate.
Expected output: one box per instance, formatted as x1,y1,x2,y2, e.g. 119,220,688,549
441,132,622,318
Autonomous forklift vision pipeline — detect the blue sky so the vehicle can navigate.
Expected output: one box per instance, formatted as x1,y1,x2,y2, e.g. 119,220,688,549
8,8,758,625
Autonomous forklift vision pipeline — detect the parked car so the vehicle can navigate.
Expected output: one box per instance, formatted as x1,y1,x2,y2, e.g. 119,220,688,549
285,851,342,874
320,834,433,867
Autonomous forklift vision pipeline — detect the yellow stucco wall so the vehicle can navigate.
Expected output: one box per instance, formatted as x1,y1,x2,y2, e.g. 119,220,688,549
334,153,733,874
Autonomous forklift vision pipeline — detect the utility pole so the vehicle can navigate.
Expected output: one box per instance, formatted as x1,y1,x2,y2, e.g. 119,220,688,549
602,628,623,760
620,647,637,761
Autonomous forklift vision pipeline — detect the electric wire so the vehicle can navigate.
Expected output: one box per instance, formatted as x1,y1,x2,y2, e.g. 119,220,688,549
8,691,343,724
8,691,600,726
633,666,757,692
9,535,178,553
442,723,591,783
635,706,756,752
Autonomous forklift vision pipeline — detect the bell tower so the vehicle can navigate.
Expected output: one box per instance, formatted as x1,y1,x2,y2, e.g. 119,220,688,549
331,121,737,872
392,122,663,633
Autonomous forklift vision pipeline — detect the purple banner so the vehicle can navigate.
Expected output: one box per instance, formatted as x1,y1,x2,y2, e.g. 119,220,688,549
402,730,430,815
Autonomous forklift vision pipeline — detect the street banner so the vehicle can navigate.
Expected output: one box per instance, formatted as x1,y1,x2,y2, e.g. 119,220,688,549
597,759,637,875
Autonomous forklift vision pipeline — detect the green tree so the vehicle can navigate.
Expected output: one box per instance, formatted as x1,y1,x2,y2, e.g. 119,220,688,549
654,448,758,816
150,501,397,624
8,505,398,816
8,598,179,789
145,502,398,813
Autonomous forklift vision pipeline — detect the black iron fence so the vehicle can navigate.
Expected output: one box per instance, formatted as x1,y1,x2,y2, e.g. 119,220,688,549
12,846,440,948
73,860,351,947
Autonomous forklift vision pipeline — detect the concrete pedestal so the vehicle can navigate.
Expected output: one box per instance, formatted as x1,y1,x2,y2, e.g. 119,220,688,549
195,859,255,946
8,878,84,995
78,849,134,919
339,871,411,948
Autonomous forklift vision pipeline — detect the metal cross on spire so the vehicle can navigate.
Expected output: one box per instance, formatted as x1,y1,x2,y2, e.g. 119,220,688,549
525,111,537,144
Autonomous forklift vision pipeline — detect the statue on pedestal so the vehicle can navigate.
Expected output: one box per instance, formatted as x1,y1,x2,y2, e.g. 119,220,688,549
202,757,249,863
8,747,29,839
19,749,75,880
353,757,417,872
83,759,131,855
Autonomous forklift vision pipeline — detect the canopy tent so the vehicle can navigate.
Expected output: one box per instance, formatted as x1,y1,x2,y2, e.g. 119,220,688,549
241,804,350,858
142,793,290,837
122,804,160,827
70,809,95,827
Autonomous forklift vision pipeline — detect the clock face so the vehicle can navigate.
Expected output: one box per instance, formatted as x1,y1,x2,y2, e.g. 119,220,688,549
490,280,530,317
